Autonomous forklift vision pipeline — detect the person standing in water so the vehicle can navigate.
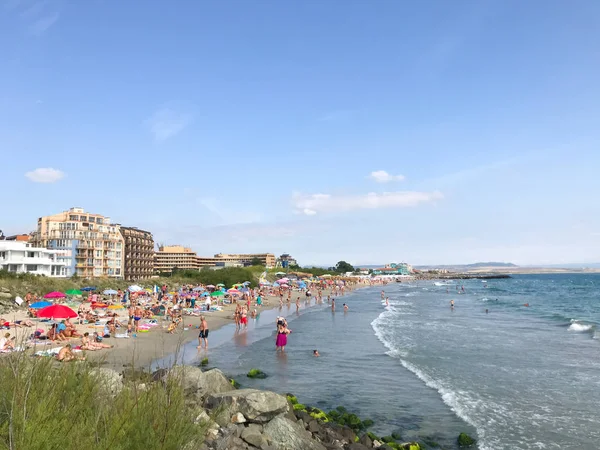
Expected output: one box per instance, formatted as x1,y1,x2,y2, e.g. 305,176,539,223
385,297,389,306
275,321,290,352
450,299,455,309
197,315,209,349
331,299,335,312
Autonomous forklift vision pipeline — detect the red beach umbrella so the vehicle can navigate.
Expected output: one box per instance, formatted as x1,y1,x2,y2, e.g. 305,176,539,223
37,304,78,319
43,291,66,299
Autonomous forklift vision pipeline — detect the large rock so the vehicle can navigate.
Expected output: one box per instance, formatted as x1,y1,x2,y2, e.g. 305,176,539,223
168,366,232,401
241,424,267,448
0,292,12,299
263,415,327,450
205,389,289,426
346,444,370,450
89,368,123,395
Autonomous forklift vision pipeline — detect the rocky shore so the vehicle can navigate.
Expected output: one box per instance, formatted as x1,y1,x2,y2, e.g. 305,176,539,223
94,364,475,450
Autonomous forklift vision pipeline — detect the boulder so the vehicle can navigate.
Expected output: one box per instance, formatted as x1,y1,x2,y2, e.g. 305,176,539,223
457,432,476,447
89,368,123,395
263,415,327,450
168,366,232,401
205,389,289,426
358,434,372,448
241,424,267,448
346,444,370,450
0,293,12,299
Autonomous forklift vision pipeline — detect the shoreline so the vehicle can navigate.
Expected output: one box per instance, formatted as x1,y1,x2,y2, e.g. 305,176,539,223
87,286,353,372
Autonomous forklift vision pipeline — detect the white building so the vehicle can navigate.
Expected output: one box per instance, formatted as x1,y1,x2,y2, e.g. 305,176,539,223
0,241,67,277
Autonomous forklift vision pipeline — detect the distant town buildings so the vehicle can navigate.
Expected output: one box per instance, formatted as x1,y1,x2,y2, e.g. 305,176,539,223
119,227,154,280
7,207,280,279
372,262,413,276
212,253,276,268
154,245,200,274
276,253,297,268
0,241,67,277
30,207,124,278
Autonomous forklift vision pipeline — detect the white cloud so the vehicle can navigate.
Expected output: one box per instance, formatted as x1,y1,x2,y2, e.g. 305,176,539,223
369,170,405,183
292,190,443,215
29,12,59,35
145,108,192,141
25,167,65,183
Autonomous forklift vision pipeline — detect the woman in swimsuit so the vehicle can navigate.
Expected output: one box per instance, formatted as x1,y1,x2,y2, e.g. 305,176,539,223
275,322,290,352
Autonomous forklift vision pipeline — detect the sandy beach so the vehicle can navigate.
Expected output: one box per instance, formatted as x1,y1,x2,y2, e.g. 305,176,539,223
3,286,351,372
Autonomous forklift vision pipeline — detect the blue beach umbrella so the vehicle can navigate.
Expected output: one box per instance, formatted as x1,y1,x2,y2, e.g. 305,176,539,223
30,301,52,309
81,286,96,291
103,289,118,295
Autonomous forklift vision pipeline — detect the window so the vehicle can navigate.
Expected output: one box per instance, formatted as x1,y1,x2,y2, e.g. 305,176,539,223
69,215,78,221
0,252,5,259
27,252,35,258
26,265,38,272
88,217,95,223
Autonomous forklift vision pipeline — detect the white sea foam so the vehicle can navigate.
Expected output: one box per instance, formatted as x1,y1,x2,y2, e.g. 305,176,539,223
568,322,593,332
398,359,488,449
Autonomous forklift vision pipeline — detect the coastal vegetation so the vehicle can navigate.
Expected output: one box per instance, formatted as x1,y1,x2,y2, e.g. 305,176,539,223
247,368,268,379
0,354,207,450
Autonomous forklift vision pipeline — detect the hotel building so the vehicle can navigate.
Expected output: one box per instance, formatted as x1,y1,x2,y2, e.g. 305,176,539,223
0,240,67,277
154,245,200,274
119,226,155,280
212,253,276,268
30,207,124,278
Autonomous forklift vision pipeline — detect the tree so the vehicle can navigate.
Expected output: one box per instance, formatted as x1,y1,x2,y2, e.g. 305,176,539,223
250,257,262,266
334,261,354,273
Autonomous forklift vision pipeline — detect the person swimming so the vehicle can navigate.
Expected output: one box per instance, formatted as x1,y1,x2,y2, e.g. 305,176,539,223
313,349,320,357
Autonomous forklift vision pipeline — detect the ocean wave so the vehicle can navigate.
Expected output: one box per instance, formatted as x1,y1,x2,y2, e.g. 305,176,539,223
568,322,595,332
398,359,485,448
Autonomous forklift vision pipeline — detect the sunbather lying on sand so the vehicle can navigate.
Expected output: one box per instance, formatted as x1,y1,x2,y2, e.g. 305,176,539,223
81,332,113,351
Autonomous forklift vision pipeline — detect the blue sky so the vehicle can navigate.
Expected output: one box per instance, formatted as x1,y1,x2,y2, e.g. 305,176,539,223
2,0,600,266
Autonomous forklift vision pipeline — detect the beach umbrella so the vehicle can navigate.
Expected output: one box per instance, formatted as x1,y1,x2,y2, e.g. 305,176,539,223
240,287,250,293
37,304,77,319
259,281,271,286
242,281,251,286
192,287,203,291
108,305,123,310
128,285,143,292
216,283,225,287
211,291,224,297
278,278,289,283
30,301,52,309
103,289,118,295
81,286,96,291
275,272,286,276
228,288,241,294
273,282,280,287
44,291,66,299
65,289,82,296
206,285,215,288
201,292,210,297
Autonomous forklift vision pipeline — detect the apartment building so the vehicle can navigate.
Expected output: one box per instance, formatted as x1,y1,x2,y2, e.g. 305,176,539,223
213,253,276,268
30,207,124,278
119,226,155,280
0,241,67,277
154,245,200,274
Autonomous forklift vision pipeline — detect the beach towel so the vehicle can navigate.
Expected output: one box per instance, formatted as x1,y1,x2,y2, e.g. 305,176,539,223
115,333,129,338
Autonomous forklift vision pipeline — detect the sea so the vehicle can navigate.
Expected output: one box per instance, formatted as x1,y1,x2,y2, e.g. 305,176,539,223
165,274,600,450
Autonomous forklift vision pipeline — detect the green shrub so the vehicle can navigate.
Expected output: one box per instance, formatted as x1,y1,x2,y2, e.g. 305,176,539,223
293,403,307,411
286,394,298,405
200,358,209,366
0,354,206,450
